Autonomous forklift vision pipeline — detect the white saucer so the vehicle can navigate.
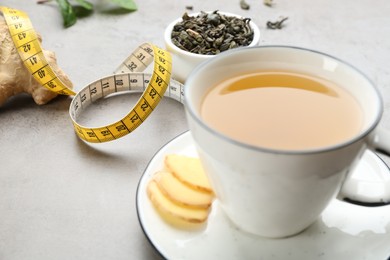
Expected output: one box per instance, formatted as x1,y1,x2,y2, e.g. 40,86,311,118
136,131,390,260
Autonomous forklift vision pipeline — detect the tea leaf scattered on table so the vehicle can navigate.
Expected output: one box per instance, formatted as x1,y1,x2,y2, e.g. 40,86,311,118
264,0,274,7
240,0,250,10
267,17,288,29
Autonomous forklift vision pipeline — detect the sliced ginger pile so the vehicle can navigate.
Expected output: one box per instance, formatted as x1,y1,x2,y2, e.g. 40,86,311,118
147,154,215,228
0,17,73,106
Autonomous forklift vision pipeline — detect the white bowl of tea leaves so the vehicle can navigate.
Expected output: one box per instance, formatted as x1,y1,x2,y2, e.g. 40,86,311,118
164,11,260,83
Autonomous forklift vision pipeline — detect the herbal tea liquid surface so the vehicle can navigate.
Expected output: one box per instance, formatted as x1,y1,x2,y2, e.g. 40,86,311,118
200,71,363,150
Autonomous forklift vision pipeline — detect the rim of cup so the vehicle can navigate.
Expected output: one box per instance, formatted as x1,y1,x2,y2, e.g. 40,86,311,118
164,11,261,59
184,45,383,155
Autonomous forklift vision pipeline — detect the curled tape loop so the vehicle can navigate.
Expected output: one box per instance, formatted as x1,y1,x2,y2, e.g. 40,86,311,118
1,6,184,143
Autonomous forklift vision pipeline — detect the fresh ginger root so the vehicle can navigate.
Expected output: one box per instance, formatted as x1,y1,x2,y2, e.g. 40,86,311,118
0,18,73,106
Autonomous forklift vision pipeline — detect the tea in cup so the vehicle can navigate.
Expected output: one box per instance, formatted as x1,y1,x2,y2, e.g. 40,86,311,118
184,46,390,238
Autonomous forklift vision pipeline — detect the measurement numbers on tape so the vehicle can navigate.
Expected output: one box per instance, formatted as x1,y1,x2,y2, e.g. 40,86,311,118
1,6,185,143
0,6,76,96
70,43,184,143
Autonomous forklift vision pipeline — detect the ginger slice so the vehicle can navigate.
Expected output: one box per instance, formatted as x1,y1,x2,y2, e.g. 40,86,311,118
165,154,213,193
147,180,209,226
154,171,214,209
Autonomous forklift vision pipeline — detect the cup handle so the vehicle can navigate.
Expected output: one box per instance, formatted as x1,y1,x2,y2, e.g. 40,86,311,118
372,127,390,156
339,126,390,205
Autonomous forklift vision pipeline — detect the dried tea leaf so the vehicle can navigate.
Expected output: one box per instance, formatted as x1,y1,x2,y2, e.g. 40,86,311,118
264,0,274,7
267,16,288,29
240,0,250,10
171,11,254,55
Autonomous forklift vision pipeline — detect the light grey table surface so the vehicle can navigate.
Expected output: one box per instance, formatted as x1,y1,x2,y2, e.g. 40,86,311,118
1,1,390,259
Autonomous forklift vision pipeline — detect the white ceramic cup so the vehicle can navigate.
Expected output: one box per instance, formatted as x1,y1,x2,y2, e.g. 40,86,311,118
164,12,260,83
184,46,390,238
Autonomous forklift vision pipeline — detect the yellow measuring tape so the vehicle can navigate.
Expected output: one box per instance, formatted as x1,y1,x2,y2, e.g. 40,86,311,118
0,6,184,143
0,6,76,96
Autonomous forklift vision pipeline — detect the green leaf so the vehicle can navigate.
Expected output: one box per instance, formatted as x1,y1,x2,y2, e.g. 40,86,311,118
55,0,77,27
109,0,137,10
74,0,93,10
73,5,93,18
